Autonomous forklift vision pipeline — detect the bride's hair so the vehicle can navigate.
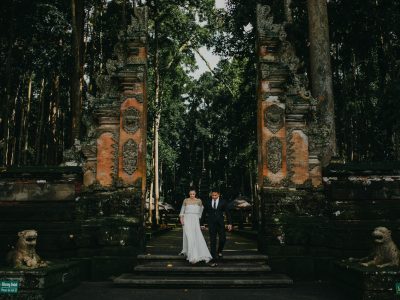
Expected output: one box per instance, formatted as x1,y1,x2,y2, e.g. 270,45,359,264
188,188,196,193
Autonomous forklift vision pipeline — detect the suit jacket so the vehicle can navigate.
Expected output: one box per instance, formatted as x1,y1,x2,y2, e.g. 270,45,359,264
201,198,232,226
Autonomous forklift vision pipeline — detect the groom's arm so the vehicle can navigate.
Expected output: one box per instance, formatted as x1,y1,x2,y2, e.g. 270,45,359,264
224,201,232,225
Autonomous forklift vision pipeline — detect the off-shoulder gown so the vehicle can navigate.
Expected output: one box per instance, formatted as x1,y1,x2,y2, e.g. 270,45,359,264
179,200,212,263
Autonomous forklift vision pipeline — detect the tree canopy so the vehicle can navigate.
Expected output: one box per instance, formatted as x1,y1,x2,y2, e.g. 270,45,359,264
0,0,399,204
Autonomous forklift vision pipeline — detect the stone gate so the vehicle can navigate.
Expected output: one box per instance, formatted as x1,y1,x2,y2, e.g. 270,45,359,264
255,4,329,276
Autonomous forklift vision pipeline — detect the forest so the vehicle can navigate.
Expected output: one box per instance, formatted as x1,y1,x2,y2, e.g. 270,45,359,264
0,0,399,204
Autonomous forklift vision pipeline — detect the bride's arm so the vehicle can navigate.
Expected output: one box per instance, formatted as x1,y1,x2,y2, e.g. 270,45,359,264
198,199,204,219
179,199,186,225
199,199,206,229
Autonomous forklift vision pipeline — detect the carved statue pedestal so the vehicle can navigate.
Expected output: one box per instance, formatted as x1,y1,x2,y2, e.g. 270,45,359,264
333,261,400,300
0,261,80,299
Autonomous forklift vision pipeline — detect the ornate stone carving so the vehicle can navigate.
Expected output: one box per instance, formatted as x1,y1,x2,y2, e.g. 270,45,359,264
256,5,273,35
6,230,48,268
349,227,400,268
81,142,96,160
96,74,119,99
61,138,83,166
122,139,138,175
122,107,140,134
265,104,284,133
128,7,148,34
267,137,283,174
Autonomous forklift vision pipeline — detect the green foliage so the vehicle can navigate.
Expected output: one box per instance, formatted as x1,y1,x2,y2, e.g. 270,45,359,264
289,0,400,161
0,0,72,165
1,0,399,204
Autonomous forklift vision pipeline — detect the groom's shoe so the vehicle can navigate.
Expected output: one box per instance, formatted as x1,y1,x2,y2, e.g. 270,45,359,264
208,259,218,267
209,262,218,267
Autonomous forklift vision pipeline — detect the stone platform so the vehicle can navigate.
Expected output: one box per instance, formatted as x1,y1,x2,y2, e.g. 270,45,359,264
0,261,80,299
114,255,291,288
114,274,292,288
113,228,292,288
333,260,400,300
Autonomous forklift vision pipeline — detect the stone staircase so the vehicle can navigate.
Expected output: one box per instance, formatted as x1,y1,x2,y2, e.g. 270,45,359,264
113,254,292,288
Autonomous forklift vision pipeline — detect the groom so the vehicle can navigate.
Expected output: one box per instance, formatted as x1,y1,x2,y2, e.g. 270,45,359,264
201,190,232,264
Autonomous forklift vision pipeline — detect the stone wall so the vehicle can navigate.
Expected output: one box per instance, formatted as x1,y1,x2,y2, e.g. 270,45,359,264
257,162,400,279
0,167,82,262
324,162,400,258
0,166,141,280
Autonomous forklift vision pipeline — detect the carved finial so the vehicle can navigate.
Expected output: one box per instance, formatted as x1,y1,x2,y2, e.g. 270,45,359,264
256,4,272,35
127,6,148,35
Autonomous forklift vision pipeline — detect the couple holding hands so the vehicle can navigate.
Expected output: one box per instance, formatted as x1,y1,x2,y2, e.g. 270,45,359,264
179,189,232,267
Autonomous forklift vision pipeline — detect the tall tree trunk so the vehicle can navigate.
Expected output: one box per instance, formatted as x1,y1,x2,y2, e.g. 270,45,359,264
49,75,60,164
2,2,16,166
23,73,33,165
153,7,161,225
70,0,85,145
35,78,46,165
41,75,55,165
284,0,293,23
16,75,28,165
54,75,61,163
154,72,160,225
148,140,155,224
10,83,22,166
307,0,336,166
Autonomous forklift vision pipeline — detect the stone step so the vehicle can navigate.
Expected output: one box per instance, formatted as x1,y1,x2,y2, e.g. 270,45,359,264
137,254,268,264
114,274,293,288
134,263,271,275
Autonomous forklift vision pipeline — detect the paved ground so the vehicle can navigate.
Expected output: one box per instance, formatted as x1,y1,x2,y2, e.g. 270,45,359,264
57,228,352,300
57,281,351,300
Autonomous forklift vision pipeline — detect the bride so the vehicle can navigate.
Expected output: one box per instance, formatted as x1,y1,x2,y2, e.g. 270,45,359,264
179,189,213,264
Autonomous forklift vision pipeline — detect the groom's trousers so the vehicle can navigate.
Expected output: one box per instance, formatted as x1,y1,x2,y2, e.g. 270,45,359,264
208,221,226,259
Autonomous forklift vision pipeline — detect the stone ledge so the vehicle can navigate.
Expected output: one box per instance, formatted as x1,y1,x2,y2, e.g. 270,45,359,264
137,254,268,262
134,263,271,274
0,166,82,179
113,274,293,288
324,162,400,176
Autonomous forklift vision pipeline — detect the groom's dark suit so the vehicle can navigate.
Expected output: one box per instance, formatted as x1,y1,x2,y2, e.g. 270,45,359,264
201,197,232,259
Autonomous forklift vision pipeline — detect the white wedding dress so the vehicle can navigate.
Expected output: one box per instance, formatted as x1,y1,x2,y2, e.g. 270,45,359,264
179,198,212,263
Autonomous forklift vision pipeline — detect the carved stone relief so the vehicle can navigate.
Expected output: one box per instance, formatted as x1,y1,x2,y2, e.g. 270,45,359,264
122,139,138,175
256,5,273,35
129,7,148,34
267,137,283,174
122,107,140,134
96,132,117,186
265,104,284,133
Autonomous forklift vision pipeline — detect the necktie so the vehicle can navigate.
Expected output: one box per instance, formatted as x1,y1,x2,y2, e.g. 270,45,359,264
213,200,217,209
